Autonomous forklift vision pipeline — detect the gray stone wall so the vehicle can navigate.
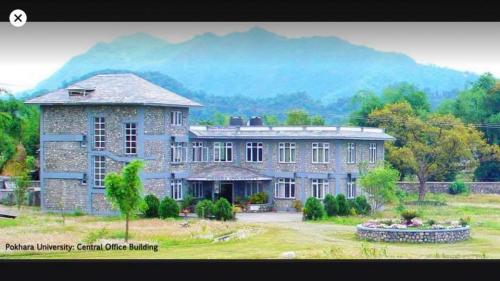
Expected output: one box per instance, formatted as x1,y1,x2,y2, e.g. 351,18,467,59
91,193,114,214
144,179,168,199
44,142,87,172
44,179,87,211
398,182,500,194
144,107,165,135
357,225,471,243
43,105,87,134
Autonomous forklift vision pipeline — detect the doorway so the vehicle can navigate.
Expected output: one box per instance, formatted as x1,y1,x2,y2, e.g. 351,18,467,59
219,182,234,204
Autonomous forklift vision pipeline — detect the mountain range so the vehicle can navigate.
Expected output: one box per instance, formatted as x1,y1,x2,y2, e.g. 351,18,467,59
26,27,477,104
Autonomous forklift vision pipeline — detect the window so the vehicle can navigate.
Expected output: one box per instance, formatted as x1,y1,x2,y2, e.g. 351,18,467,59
312,142,329,163
125,123,137,155
171,179,183,200
214,142,233,162
311,179,328,199
347,175,356,199
347,142,356,164
278,142,296,163
94,117,105,150
274,178,295,199
171,142,187,163
170,111,183,126
369,143,377,163
192,142,208,162
192,182,204,198
246,142,263,162
94,156,105,188
245,182,262,197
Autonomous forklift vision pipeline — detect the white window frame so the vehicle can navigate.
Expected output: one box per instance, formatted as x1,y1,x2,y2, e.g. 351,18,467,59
347,142,356,164
347,176,356,199
192,182,204,198
245,181,263,197
369,143,377,164
274,178,296,199
192,142,208,162
214,142,233,162
170,111,183,126
312,142,329,163
125,123,137,155
94,156,105,189
278,142,296,163
171,179,183,200
246,142,263,162
94,117,106,150
171,142,188,163
311,179,328,199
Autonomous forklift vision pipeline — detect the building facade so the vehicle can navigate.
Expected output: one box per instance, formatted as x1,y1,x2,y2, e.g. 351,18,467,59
26,73,395,214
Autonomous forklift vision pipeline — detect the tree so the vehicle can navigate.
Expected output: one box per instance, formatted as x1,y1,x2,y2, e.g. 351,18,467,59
303,197,325,220
311,115,325,125
369,102,494,201
104,160,144,242
323,194,339,216
263,114,280,125
13,159,31,210
285,109,311,125
359,165,400,211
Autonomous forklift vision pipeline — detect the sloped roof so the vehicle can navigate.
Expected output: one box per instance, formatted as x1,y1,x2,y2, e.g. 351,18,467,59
189,125,395,141
187,165,272,181
25,73,202,108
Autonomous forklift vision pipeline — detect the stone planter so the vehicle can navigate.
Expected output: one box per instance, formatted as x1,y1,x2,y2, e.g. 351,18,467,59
356,224,470,243
247,203,272,212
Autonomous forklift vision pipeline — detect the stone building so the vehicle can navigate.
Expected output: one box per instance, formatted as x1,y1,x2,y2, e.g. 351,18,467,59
26,73,395,214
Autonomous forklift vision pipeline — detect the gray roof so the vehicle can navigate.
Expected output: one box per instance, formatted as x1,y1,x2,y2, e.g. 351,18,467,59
187,165,272,181
25,73,202,108
189,125,396,141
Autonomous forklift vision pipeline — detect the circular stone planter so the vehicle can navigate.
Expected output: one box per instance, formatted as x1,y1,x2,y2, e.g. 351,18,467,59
356,224,470,243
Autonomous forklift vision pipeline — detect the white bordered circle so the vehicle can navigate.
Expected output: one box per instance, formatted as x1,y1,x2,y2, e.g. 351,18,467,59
10,9,27,27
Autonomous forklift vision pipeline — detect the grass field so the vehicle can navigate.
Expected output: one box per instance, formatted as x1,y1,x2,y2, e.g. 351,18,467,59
1,193,500,259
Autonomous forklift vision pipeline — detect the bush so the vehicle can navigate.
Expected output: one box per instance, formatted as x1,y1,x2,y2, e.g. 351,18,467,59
353,195,371,215
400,209,418,224
426,219,437,226
213,198,233,221
303,197,325,220
195,199,215,219
249,192,268,204
181,194,196,211
159,197,179,219
448,180,469,195
143,194,160,218
323,194,338,216
459,217,471,227
336,194,350,216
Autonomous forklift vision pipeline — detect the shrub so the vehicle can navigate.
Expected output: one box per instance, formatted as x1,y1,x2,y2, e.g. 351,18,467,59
195,199,215,219
213,198,233,221
249,192,268,204
181,194,196,211
303,197,325,221
448,180,469,195
400,209,418,224
353,195,371,215
71,208,85,217
323,194,338,216
336,194,350,216
426,219,437,226
159,197,179,219
143,194,160,218
459,217,471,227
292,200,302,211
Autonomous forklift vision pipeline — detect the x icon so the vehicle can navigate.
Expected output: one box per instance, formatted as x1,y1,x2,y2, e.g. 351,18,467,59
14,14,22,22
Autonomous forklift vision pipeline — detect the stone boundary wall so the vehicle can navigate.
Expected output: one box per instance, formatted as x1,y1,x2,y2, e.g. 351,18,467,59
356,225,470,243
398,182,500,194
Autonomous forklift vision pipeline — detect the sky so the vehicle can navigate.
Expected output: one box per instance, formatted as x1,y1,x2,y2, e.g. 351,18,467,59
1,22,500,93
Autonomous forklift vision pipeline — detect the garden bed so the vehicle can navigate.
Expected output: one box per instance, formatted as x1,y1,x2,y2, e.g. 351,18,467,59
357,224,470,243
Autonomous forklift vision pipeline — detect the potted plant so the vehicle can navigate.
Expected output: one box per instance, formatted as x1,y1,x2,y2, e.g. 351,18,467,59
248,192,269,212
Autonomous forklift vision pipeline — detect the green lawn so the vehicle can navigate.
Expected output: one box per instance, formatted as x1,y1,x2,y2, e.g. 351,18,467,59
1,193,500,259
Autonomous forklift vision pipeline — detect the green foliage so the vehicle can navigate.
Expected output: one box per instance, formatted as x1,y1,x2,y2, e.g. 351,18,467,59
400,209,418,224
311,115,325,125
459,217,471,227
323,194,339,216
83,227,108,244
104,160,144,241
303,197,325,220
181,194,196,211
292,200,302,211
213,198,233,221
448,180,470,195
336,194,350,216
71,208,85,217
359,165,400,210
195,199,215,219
263,115,281,125
249,192,268,204
474,160,500,182
353,195,371,215
159,197,180,219
285,109,311,125
143,194,160,218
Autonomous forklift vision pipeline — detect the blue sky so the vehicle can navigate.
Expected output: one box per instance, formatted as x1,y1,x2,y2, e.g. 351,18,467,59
1,22,499,93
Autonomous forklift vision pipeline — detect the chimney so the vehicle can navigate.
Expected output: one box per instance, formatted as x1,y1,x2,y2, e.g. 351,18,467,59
229,116,244,126
248,116,263,126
